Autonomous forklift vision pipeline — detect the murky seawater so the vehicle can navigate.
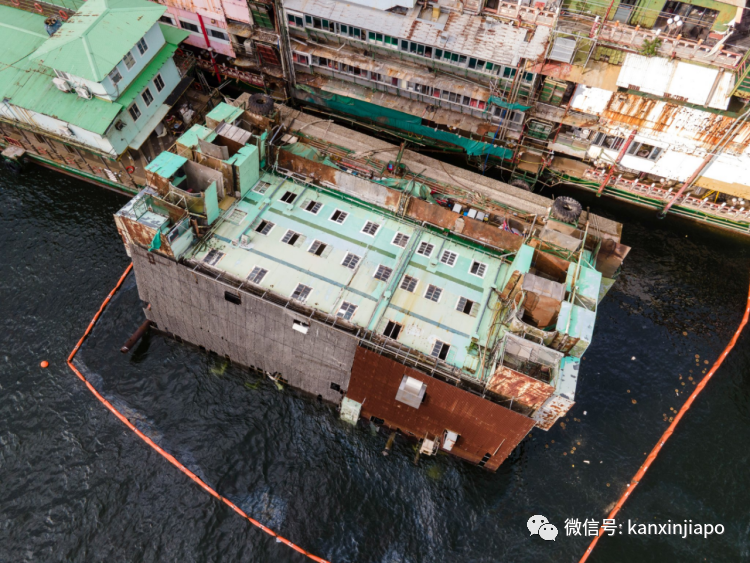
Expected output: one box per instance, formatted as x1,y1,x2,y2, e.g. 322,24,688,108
1,165,749,562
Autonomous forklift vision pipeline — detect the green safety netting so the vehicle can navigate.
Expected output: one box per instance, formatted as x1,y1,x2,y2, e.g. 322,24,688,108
373,177,437,203
296,86,513,160
283,142,339,167
487,96,531,111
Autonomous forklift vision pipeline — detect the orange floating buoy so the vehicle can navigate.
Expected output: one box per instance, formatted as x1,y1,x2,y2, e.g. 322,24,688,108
40,360,49,368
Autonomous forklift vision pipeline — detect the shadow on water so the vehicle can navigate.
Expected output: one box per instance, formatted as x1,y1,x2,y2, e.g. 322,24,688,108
1,165,750,562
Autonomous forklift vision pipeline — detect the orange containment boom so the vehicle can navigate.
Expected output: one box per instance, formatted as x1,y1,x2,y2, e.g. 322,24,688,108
67,263,331,563
579,275,750,563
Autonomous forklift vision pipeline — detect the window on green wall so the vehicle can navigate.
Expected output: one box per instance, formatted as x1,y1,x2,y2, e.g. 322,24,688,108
401,39,408,51
368,30,375,40
435,48,443,58
385,35,397,45
305,15,312,24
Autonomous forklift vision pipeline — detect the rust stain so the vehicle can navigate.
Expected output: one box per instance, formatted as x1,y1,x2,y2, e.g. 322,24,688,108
346,347,535,471
486,366,555,410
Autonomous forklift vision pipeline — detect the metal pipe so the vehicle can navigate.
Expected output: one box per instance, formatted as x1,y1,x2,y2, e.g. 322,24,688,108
197,14,222,83
121,319,152,353
596,128,637,196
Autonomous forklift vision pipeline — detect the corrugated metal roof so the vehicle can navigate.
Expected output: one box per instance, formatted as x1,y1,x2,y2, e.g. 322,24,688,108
30,0,166,82
617,54,720,106
570,84,613,115
285,0,549,66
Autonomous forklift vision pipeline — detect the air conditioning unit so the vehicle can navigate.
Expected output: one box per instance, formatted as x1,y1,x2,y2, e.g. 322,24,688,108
114,120,126,131
75,86,92,99
59,126,73,137
52,77,73,92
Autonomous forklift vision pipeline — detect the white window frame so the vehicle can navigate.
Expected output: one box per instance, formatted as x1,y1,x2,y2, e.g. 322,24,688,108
440,250,459,267
456,296,479,316
307,239,328,256
304,200,323,215
416,241,434,258
159,14,176,26
341,252,361,269
255,219,275,235
122,51,136,70
391,232,410,248
128,103,141,121
424,284,442,303
136,37,148,56
180,20,200,33
109,66,123,85
281,229,302,245
373,264,393,282
337,301,357,320
431,339,450,360
361,221,380,237
469,260,487,278
329,209,348,224
248,266,268,284
153,73,165,92
291,283,312,302
141,87,154,107
400,275,419,293
207,27,230,42
280,190,297,204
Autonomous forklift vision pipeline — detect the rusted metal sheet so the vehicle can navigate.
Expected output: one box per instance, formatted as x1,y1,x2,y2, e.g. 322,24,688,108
277,148,338,186
523,293,561,327
487,366,555,410
346,347,535,471
532,394,574,430
595,238,630,279
407,198,523,252
530,247,571,282
114,215,175,259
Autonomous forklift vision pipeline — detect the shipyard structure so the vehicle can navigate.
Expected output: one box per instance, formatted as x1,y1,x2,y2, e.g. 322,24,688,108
112,97,628,470
2,0,750,235
128,0,750,234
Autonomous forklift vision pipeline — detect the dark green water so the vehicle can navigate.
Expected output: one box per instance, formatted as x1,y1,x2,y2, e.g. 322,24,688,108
1,165,749,562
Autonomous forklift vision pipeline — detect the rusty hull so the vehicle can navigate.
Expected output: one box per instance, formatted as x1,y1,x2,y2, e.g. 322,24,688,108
487,366,555,411
346,347,535,471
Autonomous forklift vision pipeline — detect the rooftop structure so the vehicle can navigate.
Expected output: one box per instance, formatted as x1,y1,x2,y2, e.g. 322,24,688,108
0,0,191,157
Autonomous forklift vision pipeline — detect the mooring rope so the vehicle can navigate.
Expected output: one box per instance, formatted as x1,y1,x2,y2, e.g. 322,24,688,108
67,263,331,563
579,277,750,562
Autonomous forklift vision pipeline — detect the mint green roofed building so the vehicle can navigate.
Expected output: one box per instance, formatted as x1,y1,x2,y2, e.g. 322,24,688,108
0,0,190,157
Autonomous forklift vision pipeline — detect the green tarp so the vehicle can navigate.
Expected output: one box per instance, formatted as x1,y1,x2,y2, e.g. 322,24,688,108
148,229,161,252
297,86,513,160
374,177,436,203
487,96,531,112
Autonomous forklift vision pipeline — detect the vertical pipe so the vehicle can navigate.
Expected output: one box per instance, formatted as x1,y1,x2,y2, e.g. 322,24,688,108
596,128,637,196
197,14,223,83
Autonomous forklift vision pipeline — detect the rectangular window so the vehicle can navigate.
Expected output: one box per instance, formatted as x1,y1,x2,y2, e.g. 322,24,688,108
374,265,392,282
305,15,312,24
248,266,268,284
431,340,450,360
383,320,402,339
180,20,200,32
400,39,408,51
400,275,418,293
136,37,148,55
160,15,176,25
456,297,479,316
122,51,136,70
128,103,141,121
224,291,241,305
304,200,322,214
342,253,360,269
280,190,297,203
392,233,409,248
209,29,229,41
153,74,165,92
228,209,247,224
255,219,275,235
291,283,312,302
330,209,348,224
424,284,442,302
337,301,357,320
141,87,154,106
417,241,434,257
308,240,328,256
293,52,310,65
109,67,122,85
203,249,224,266
440,250,458,267
253,181,270,194
282,229,301,245
470,260,487,278
361,221,380,236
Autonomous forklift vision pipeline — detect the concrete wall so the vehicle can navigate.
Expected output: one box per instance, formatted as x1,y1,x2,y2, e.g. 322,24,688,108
130,243,358,403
